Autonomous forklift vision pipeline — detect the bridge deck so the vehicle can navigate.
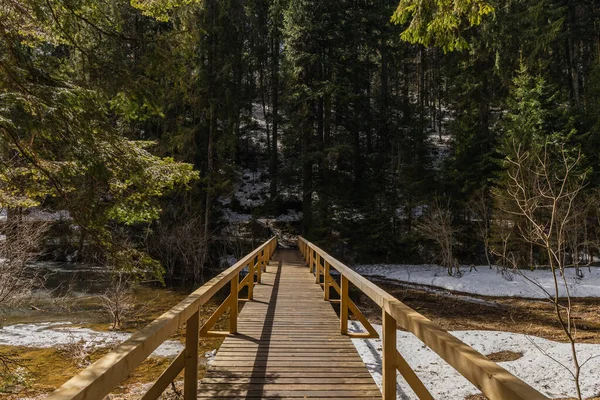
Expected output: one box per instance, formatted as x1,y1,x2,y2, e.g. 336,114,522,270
198,249,381,399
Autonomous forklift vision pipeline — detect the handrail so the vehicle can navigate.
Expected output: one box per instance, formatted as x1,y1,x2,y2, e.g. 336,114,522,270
298,236,548,400
48,236,278,400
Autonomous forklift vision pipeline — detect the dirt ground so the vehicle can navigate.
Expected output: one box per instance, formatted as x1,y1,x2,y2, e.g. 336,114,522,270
352,279,600,344
350,279,600,400
0,287,230,399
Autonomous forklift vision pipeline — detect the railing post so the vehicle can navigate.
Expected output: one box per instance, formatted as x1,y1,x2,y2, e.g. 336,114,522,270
315,254,321,284
248,262,254,300
309,248,313,273
324,261,330,301
382,309,397,400
340,275,349,335
184,310,199,400
230,273,238,334
257,249,264,284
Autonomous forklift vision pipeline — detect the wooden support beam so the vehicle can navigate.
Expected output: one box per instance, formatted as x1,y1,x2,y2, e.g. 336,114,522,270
326,276,377,338
257,250,264,284
184,310,199,400
340,275,349,335
324,262,330,301
230,274,238,334
141,350,185,400
396,350,434,400
248,261,255,301
315,254,321,284
238,268,251,291
199,294,231,336
382,309,396,400
348,301,379,339
201,331,230,337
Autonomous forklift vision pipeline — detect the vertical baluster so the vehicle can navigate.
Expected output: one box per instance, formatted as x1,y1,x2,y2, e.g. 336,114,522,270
382,309,397,400
340,275,349,335
248,261,254,300
324,261,330,301
184,310,199,399
230,273,238,334
257,249,263,284
315,254,321,284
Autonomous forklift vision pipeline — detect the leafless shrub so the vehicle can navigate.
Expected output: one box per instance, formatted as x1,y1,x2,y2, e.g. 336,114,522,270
95,232,163,330
495,142,589,400
417,198,460,276
0,214,48,307
99,272,134,330
56,330,96,368
153,216,209,284
468,188,493,268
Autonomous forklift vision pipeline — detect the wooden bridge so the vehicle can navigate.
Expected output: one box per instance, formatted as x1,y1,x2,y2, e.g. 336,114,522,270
48,237,549,400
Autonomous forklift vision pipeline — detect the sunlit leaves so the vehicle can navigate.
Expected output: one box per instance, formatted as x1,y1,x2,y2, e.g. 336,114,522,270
391,0,494,52
0,0,201,281
110,92,165,122
130,0,201,22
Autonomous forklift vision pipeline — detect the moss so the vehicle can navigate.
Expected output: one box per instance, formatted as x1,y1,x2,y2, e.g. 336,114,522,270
0,344,216,398
0,346,80,397
0,284,233,398
0,294,230,398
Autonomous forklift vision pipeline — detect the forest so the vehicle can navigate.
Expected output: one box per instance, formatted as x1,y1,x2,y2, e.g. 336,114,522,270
2,0,600,280
1,0,600,399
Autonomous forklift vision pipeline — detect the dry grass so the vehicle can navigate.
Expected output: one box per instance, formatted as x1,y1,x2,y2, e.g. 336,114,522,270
356,280,600,344
485,350,523,362
0,284,234,398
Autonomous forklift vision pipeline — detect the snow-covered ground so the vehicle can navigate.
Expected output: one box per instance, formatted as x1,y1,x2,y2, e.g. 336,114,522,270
350,322,600,399
0,208,71,222
351,264,600,298
233,169,270,209
0,322,184,358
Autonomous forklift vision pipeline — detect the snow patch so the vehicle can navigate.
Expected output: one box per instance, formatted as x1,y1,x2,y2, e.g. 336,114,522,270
351,264,600,298
350,322,600,399
0,322,184,358
222,209,253,223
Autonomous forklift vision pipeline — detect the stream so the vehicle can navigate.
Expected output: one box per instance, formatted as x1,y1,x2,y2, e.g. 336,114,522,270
0,262,186,358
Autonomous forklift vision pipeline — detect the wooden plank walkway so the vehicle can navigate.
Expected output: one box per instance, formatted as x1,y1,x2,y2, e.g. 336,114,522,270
198,249,381,399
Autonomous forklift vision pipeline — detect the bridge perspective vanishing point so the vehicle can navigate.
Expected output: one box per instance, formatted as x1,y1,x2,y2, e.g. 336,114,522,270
47,237,550,400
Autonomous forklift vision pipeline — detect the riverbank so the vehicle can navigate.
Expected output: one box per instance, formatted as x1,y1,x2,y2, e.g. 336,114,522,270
0,284,228,399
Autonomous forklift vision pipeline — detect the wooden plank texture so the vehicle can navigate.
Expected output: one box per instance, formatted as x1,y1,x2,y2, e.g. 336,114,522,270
199,249,380,399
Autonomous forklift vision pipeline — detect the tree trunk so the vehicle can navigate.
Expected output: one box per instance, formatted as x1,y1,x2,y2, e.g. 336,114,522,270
270,26,280,200
302,99,313,235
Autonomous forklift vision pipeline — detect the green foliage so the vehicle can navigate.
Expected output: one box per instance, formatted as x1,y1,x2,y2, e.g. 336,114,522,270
2,0,600,272
0,0,199,281
130,0,201,22
391,0,494,52
501,62,548,153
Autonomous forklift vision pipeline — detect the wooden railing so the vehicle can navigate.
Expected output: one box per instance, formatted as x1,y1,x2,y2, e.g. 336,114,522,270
47,237,278,400
298,236,549,400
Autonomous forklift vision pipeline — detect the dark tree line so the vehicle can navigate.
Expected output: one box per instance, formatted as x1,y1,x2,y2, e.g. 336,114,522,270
2,0,600,282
